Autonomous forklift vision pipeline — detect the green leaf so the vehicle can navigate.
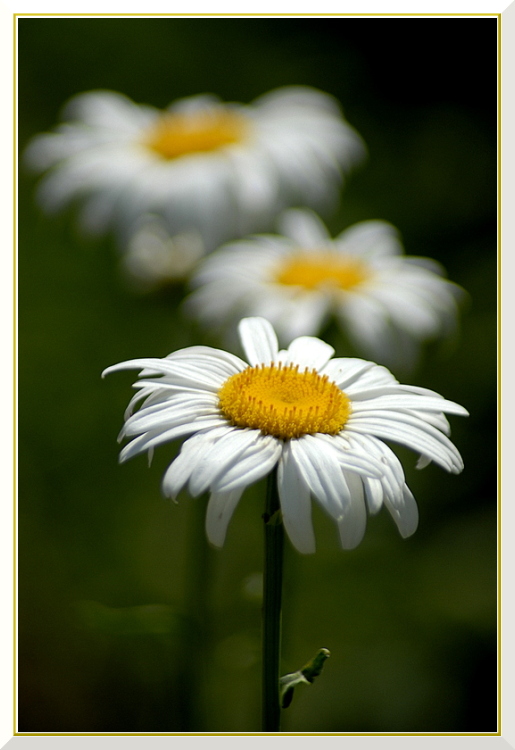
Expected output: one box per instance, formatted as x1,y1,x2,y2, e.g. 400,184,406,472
280,648,330,708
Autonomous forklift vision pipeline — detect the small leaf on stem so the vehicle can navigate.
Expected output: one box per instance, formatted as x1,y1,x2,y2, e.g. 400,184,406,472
280,648,330,708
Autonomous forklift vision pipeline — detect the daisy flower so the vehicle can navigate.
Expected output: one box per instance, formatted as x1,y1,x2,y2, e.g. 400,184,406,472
103,317,467,554
187,209,464,370
121,214,205,291
24,87,365,252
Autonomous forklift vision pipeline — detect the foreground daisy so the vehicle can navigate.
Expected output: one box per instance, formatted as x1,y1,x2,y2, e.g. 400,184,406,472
187,209,463,370
103,317,467,553
24,87,365,252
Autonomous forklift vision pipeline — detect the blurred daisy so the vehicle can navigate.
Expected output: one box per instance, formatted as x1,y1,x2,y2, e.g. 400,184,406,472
24,87,365,252
187,209,464,370
121,214,205,291
103,317,467,554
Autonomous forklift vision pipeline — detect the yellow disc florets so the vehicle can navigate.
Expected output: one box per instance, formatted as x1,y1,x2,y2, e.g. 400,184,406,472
275,252,369,291
218,362,352,440
145,109,248,160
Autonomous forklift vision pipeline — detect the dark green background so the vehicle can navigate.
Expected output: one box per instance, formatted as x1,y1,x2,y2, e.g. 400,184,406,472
18,16,498,733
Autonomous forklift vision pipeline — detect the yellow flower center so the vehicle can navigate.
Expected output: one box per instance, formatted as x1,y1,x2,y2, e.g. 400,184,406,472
145,109,248,160
275,253,369,291
218,362,352,440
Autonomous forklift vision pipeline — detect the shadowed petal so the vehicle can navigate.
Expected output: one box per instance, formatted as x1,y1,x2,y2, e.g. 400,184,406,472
213,435,282,493
205,489,244,548
278,444,316,554
337,471,367,549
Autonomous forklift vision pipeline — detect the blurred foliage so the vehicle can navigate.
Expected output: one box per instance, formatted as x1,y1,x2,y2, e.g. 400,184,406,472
17,16,498,733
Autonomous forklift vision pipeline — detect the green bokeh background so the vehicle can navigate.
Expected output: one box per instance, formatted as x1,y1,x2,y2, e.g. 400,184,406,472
18,16,498,733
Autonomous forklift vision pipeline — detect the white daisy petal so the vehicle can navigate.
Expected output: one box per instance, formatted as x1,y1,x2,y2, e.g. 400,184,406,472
123,396,219,437
337,471,367,550
238,317,278,365
320,358,376,389
347,411,463,473
187,428,261,497
119,417,226,463
416,454,432,469
213,435,282,493
284,336,335,371
278,444,316,554
62,90,155,131
278,208,332,247
410,409,452,435
105,316,466,552
346,432,405,492
335,220,402,259
350,394,468,416
362,476,385,515
103,357,224,391
290,436,350,521
277,292,330,342
313,433,383,479
349,419,456,474
168,345,247,374
384,484,419,538
161,426,233,499
205,489,245,548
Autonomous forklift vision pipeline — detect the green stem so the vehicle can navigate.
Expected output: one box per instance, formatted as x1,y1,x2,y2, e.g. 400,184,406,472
176,495,214,730
262,468,284,732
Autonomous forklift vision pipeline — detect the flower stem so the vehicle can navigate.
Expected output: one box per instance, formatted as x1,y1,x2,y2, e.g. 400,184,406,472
262,468,284,732
176,495,215,730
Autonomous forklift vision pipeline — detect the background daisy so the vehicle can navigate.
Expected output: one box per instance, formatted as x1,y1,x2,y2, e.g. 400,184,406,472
121,214,205,291
24,85,365,254
187,208,465,372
